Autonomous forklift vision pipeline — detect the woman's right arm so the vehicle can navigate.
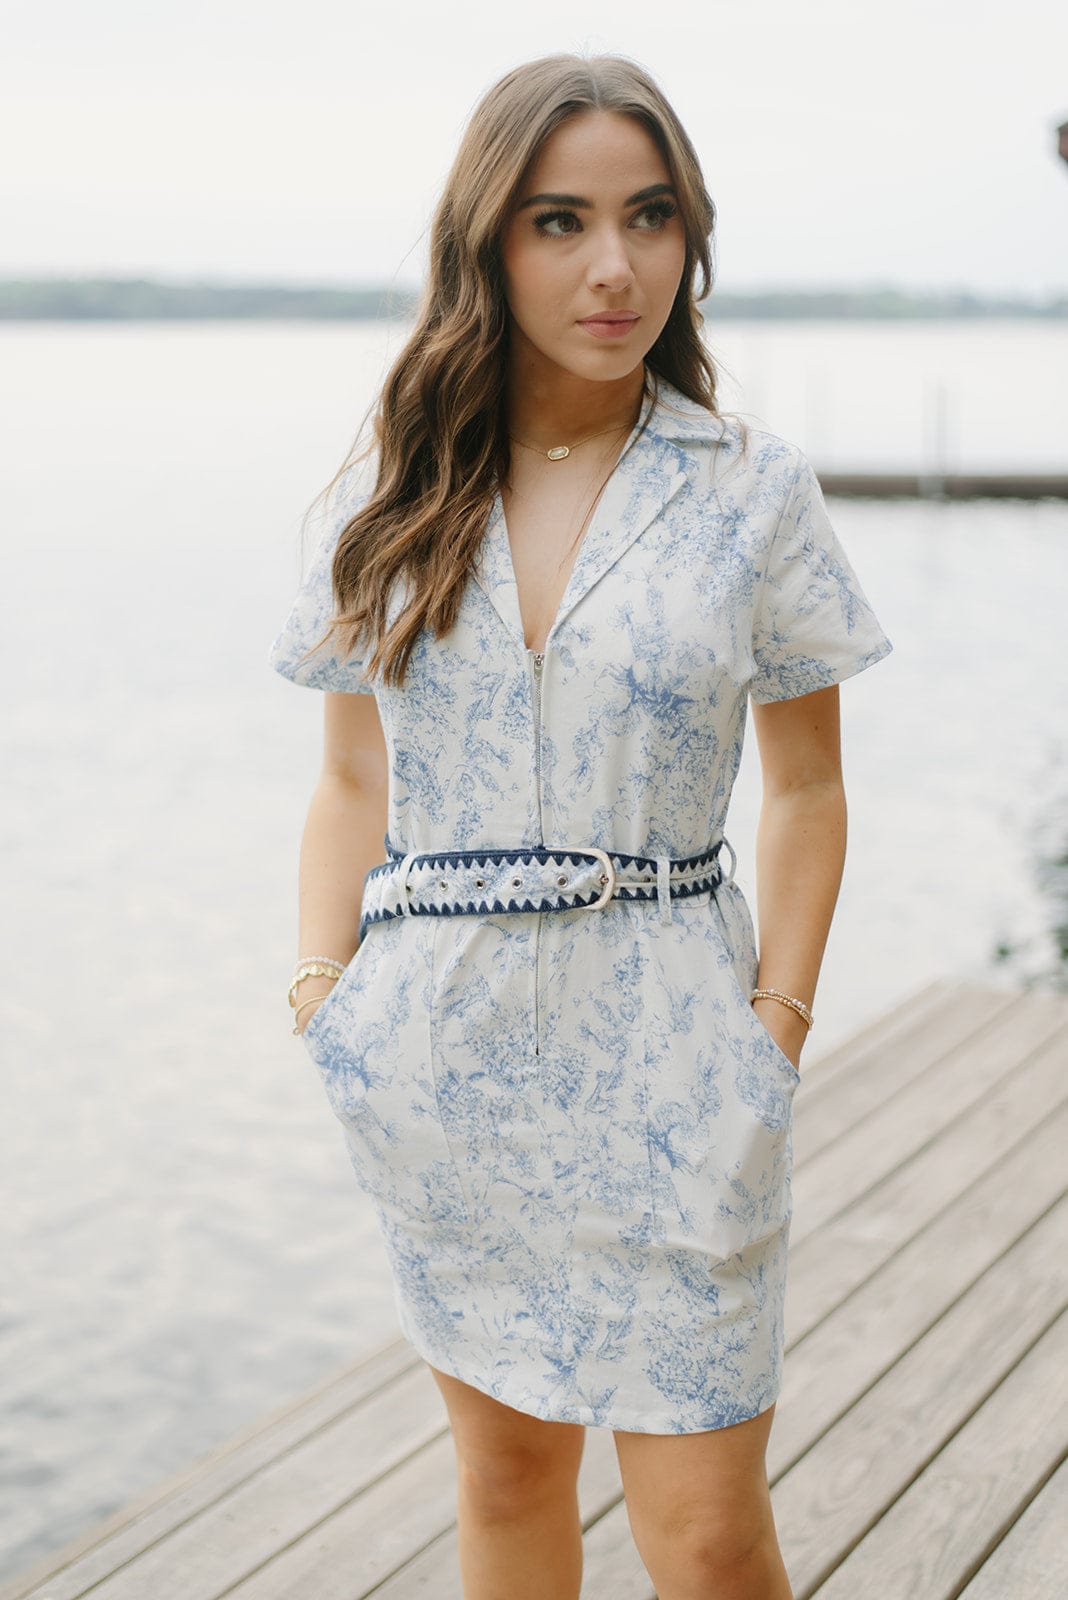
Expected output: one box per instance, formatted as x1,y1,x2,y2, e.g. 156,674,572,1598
294,691,390,1033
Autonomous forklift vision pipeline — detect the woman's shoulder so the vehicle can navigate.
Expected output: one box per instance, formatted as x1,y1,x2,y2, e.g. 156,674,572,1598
649,381,804,501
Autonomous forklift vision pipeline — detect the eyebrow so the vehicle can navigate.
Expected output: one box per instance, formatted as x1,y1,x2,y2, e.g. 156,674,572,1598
516,182,677,212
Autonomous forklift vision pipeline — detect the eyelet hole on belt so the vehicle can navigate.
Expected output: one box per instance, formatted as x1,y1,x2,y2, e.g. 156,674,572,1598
475,877,485,888
556,874,568,886
511,876,522,887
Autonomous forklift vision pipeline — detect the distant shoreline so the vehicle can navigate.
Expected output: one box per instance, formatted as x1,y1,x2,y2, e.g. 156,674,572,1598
1,276,1065,321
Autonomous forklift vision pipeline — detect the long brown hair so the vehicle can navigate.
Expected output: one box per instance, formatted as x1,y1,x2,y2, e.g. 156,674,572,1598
303,52,727,689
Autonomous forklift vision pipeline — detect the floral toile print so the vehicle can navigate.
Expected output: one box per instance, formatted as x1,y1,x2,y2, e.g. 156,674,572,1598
267,376,893,1432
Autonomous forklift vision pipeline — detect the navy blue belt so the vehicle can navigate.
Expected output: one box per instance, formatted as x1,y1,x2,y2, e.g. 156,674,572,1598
357,836,736,942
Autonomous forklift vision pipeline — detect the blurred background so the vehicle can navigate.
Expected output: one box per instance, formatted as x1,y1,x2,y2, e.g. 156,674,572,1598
2,0,1066,1582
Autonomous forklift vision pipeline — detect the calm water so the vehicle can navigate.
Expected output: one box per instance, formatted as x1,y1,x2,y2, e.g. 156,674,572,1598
2,320,1066,1580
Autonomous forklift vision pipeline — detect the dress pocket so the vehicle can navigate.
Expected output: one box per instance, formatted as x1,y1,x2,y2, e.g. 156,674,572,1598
299,938,372,1050
680,880,800,1259
708,881,801,1086
642,891,799,1267
301,919,471,1226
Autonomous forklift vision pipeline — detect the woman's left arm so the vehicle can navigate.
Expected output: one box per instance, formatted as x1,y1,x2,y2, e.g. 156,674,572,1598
748,683,848,1073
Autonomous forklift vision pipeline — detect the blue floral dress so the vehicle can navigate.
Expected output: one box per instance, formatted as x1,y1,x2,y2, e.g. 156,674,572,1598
267,377,893,1433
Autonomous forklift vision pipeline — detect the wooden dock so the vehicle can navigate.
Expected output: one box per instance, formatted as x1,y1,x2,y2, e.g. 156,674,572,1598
4,975,1066,1600
817,471,1068,500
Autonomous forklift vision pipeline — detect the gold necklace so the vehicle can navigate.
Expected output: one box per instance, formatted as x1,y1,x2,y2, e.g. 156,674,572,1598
509,411,639,462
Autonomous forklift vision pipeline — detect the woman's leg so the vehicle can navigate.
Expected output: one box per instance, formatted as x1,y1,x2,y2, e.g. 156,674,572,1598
426,1362,587,1600
614,1402,793,1600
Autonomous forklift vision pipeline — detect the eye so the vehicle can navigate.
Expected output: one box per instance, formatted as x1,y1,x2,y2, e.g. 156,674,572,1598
532,209,581,238
632,198,679,230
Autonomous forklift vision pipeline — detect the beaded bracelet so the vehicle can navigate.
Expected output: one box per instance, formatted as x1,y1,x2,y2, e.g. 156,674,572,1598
751,987,814,1031
288,957,347,1010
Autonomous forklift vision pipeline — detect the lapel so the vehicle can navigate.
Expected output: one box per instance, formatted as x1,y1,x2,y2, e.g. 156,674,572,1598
472,378,730,652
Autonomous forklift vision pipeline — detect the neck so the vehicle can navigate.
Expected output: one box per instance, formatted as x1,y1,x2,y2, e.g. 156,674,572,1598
504,352,647,447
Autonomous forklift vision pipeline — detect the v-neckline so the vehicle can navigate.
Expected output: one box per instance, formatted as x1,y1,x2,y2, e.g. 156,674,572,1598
495,400,653,657
499,479,610,657
470,383,699,660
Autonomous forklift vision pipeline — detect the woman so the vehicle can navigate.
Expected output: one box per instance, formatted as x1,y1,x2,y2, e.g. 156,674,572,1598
268,52,892,1600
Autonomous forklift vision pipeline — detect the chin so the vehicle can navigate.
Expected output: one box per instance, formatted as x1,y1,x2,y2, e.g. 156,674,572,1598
547,343,650,384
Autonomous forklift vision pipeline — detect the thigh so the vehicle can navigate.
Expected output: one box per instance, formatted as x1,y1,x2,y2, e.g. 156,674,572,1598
614,1401,776,1540
426,1362,587,1482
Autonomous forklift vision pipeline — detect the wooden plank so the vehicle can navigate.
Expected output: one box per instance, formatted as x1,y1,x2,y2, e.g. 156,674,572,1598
4,1348,441,1600
61,1360,451,1600
818,472,1068,499
795,975,958,1094
357,1527,459,1599
769,1195,1068,1597
774,1094,1068,1473
789,986,1063,1245
808,1309,1068,1598
785,1028,1068,1341
791,982,1019,1162
956,1456,1068,1600
218,1431,460,1600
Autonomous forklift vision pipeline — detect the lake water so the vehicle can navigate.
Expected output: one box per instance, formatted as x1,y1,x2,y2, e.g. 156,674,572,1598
2,319,1066,1581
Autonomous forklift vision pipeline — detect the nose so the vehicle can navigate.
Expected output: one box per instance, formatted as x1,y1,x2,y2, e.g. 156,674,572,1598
586,226,634,292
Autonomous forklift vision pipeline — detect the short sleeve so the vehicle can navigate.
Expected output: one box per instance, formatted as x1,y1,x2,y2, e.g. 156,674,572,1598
266,466,376,693
747,449,894,704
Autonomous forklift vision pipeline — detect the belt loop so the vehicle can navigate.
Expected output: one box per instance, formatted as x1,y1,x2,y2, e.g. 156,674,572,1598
656,856,673,924
397,852,420,915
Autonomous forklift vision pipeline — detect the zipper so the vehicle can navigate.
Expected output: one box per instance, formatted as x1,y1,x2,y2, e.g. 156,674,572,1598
528,649,545,843
528,648,545,1055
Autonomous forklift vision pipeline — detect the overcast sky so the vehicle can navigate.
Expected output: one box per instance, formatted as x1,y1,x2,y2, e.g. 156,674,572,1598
3,0,1066,297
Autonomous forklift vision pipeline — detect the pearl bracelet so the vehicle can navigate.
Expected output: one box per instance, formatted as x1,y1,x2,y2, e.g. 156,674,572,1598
750,987,814,1030
288,956,347,1010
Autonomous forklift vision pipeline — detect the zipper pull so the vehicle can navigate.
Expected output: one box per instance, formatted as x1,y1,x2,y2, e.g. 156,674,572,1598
531,652,544,675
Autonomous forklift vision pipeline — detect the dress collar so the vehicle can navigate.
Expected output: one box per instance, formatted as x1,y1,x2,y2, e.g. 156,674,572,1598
473,375,729,655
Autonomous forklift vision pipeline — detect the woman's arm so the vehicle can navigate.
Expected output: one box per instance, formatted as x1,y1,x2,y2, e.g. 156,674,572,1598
294,691,390,1033
748,684,848,1071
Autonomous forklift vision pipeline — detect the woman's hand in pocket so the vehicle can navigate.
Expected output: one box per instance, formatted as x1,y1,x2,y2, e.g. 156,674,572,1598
751,995,807,1074
295,976,339,1035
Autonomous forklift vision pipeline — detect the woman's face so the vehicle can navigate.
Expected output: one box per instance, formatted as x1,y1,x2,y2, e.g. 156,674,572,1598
500,109,687,386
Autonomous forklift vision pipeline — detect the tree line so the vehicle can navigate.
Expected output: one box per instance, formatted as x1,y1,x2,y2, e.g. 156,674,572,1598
1,276,1064,320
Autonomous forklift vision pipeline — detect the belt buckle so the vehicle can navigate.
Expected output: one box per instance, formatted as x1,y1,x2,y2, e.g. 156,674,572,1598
717,836,737,886
571,845,616,911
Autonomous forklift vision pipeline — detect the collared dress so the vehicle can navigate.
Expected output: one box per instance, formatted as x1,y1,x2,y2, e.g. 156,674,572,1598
267,377,894,1434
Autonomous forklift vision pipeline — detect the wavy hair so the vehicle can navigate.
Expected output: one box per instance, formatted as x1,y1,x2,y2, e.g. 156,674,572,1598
302,52,729,689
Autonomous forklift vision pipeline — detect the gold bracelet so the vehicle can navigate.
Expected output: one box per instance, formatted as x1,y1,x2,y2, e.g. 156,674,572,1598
288,958,347,1009
750,987,814,1030
292,991,332,1035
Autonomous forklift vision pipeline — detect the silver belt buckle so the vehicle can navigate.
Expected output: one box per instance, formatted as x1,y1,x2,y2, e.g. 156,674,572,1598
571,845,616,911
717,836,737,886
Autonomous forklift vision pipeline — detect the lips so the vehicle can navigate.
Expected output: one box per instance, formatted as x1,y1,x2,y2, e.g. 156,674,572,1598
577,312,641,340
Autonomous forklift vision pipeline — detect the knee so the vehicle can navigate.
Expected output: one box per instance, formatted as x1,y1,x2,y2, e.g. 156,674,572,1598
456,1442,575,1522
671,1503,775,1582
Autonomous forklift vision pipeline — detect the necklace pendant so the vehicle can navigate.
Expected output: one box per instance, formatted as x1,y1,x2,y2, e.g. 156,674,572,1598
546,445,570,461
